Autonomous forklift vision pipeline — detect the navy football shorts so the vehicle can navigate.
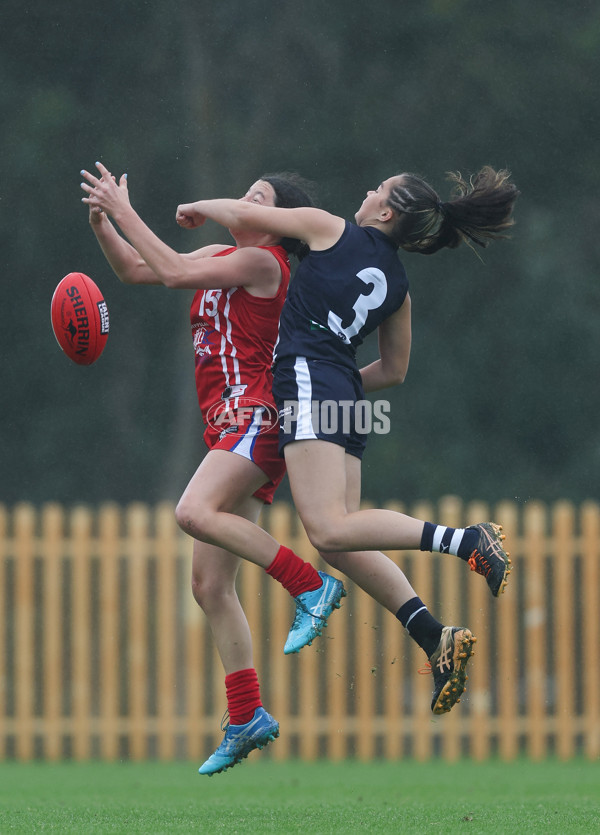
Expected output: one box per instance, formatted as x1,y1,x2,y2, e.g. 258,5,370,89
272,356,368,460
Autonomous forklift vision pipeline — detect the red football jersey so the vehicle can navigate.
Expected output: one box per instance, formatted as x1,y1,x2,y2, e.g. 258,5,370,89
190,245,291,423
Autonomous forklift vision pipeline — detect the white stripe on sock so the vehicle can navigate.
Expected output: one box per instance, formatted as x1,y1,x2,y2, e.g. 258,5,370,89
449,528,466,556
432,526,445,552
405,605,427,628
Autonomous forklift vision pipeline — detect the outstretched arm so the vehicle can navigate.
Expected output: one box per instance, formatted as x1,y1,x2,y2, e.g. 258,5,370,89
81,163,282,293
81,162,206,287
87,205,164,285
176,198,346,252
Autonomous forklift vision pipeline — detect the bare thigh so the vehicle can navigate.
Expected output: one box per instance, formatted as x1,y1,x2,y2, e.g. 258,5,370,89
179,449,269,516
283,440,350,546
284,440,424,553
175,449,282,566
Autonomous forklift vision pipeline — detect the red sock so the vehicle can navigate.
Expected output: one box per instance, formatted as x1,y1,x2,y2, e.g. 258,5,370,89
225,668,262,725
265,545,322,598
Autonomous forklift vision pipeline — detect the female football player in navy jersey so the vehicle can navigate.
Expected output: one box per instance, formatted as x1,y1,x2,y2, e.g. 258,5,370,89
174,165,519,716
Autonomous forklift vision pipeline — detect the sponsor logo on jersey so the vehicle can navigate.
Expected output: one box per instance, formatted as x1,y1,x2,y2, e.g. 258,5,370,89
309,318,329,332
221,384,248,400
219,425,239,440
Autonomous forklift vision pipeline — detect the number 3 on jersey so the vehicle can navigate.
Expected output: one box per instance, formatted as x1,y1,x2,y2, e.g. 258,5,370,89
327,267,388,345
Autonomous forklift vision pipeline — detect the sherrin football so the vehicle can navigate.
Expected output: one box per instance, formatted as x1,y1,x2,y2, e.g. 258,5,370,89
51,272,109,365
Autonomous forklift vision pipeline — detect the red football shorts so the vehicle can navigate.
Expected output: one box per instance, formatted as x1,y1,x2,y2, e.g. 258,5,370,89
203,404,285,504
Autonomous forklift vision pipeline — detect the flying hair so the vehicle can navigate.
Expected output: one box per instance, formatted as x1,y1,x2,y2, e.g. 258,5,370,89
386,166,520,256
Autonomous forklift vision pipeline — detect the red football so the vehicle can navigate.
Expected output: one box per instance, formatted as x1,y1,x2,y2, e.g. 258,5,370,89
51,272,110,365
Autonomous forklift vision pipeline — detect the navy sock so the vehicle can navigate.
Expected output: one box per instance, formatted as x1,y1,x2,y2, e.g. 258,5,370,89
420,522,478,561
396,596,443,658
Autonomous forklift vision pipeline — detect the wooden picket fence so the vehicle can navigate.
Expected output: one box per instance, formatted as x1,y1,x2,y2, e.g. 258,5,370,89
0,498,598,762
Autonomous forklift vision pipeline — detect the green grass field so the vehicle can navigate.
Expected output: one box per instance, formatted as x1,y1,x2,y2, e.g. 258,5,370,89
0,758,598,833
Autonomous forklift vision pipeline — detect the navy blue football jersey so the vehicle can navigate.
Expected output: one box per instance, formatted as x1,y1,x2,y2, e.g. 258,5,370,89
273,222,409,369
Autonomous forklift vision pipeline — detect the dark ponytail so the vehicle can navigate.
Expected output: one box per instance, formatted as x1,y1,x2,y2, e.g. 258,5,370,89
260,172,317,260
387,166,520,255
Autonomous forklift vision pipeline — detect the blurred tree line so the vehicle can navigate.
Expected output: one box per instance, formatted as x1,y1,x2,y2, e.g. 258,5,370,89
1,0,599,507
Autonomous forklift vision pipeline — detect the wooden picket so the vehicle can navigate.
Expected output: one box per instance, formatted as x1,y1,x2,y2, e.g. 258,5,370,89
0,498,598,762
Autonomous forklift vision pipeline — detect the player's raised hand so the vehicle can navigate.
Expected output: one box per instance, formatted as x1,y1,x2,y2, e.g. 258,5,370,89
81,162,130,220
176,202,207,229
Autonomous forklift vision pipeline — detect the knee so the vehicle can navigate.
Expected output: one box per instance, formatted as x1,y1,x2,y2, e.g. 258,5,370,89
175,495,191,534
190,571,207,607
318,550,345,571
191,570,233,611
176,495,211,540
190,571,212,608
303,521,344,554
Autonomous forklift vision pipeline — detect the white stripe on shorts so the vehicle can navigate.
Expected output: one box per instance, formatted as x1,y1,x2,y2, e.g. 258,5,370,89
293,357,318,441
231,408,264,460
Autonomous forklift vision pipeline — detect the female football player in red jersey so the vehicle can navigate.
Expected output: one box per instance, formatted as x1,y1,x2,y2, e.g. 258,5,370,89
82,163,346,775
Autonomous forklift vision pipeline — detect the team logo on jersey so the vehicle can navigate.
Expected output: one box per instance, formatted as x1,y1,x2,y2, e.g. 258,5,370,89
206,396,279,436
192,323,213,357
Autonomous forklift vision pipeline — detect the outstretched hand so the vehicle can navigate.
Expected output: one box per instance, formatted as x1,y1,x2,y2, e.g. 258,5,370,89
81,161,130,220
176,202,207,229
